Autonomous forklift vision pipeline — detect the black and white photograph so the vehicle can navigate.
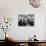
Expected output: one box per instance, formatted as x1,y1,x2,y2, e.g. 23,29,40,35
18,14,34,26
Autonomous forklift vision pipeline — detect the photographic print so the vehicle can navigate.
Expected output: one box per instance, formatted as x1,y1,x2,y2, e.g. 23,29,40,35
18,14,34,26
